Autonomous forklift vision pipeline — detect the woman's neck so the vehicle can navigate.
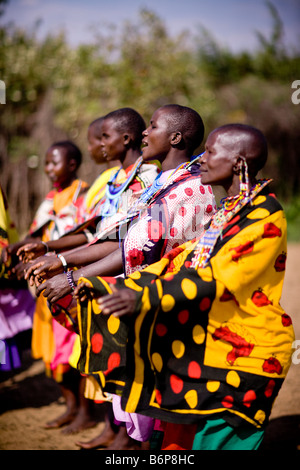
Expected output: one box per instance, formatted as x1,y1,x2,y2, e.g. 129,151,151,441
121,149,142,170
161,153,190,172
225,176,257,199
108,159,121,169
54,175,77,191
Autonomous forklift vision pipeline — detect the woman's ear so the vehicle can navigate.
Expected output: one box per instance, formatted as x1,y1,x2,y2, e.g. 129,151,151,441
123,133,131,147
232,155,244,174
170,131,183,146
68,158,78,173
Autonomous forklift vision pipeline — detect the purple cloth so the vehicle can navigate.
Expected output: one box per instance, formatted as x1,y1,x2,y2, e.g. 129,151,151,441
0,337,21,371
0,288,35,340
112,394,155,441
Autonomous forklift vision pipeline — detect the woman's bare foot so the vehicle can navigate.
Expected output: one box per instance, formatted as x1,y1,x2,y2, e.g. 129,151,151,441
44,408,77,429
105,426,141,450
61,411,97,435
75,422,117,448
45,382,78,429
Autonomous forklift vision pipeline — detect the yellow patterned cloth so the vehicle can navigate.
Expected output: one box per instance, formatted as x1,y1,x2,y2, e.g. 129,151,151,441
75,167,120,226
65,161,159,242
29,179,89,240
0,184,19,276
76,183,295,429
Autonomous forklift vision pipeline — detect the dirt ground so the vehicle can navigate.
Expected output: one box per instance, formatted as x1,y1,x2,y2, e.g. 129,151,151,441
0,244,300,451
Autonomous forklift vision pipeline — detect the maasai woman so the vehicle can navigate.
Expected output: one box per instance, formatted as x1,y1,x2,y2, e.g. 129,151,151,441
18,107,158,440
17,108,157,262
74,124,295,450
74,116,121,226
20,108,159,280
39,104,216,450
28,141,92,433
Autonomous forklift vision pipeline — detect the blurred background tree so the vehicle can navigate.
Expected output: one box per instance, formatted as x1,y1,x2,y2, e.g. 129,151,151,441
0,1,299,238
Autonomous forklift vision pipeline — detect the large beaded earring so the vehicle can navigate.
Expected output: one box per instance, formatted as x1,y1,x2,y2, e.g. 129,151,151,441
239,157,249,196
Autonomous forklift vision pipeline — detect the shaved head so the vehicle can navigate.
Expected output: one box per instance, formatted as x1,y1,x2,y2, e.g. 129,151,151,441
158,104,205,152
211,124,268,176
89,117,104,137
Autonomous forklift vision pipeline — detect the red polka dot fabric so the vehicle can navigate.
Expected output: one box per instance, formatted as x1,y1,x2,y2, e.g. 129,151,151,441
123,163,216,276
77,185,294,429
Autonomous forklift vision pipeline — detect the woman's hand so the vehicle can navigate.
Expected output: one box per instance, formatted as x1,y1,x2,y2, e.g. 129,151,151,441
97,285,137,318
11,260,28,280
73,281,97,302
36,273,72,303
17,242,47,263
74,282,137,318
24,254,64,285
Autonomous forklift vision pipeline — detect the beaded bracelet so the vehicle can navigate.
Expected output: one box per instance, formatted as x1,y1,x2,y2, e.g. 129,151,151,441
57,253,68,273
66,270,76,291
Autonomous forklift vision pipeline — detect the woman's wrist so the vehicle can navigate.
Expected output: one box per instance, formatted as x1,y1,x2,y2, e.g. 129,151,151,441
41,241,49,254
66,270,76,291
57,253,68,273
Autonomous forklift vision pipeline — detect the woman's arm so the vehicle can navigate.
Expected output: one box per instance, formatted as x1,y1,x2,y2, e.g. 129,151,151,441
35,247,124,303
18,233,89,262
65,241,120,269
24,240,120,282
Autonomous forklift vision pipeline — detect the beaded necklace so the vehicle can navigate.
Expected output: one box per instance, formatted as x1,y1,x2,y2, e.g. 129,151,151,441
138,170,164,204
138,153,202,206
191,179,270,269
143,160,189,205
100,157,143,217
115,158,198,241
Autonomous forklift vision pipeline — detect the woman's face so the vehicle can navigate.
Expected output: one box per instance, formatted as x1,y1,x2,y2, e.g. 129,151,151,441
44,147,74,188
100,117,126,162
87,125,106,164
200,131,236,188
141,108,172,162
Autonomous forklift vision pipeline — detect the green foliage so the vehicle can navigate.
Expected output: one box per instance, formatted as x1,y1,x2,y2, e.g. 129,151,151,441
195,1,300,86
0,2,299,233
282,197,300,242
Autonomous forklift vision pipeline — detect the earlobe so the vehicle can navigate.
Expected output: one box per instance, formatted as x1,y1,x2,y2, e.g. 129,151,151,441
232,163,239,174
69,159,77,172
233,156,243,174
123,134,131,146
171,132,182,145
